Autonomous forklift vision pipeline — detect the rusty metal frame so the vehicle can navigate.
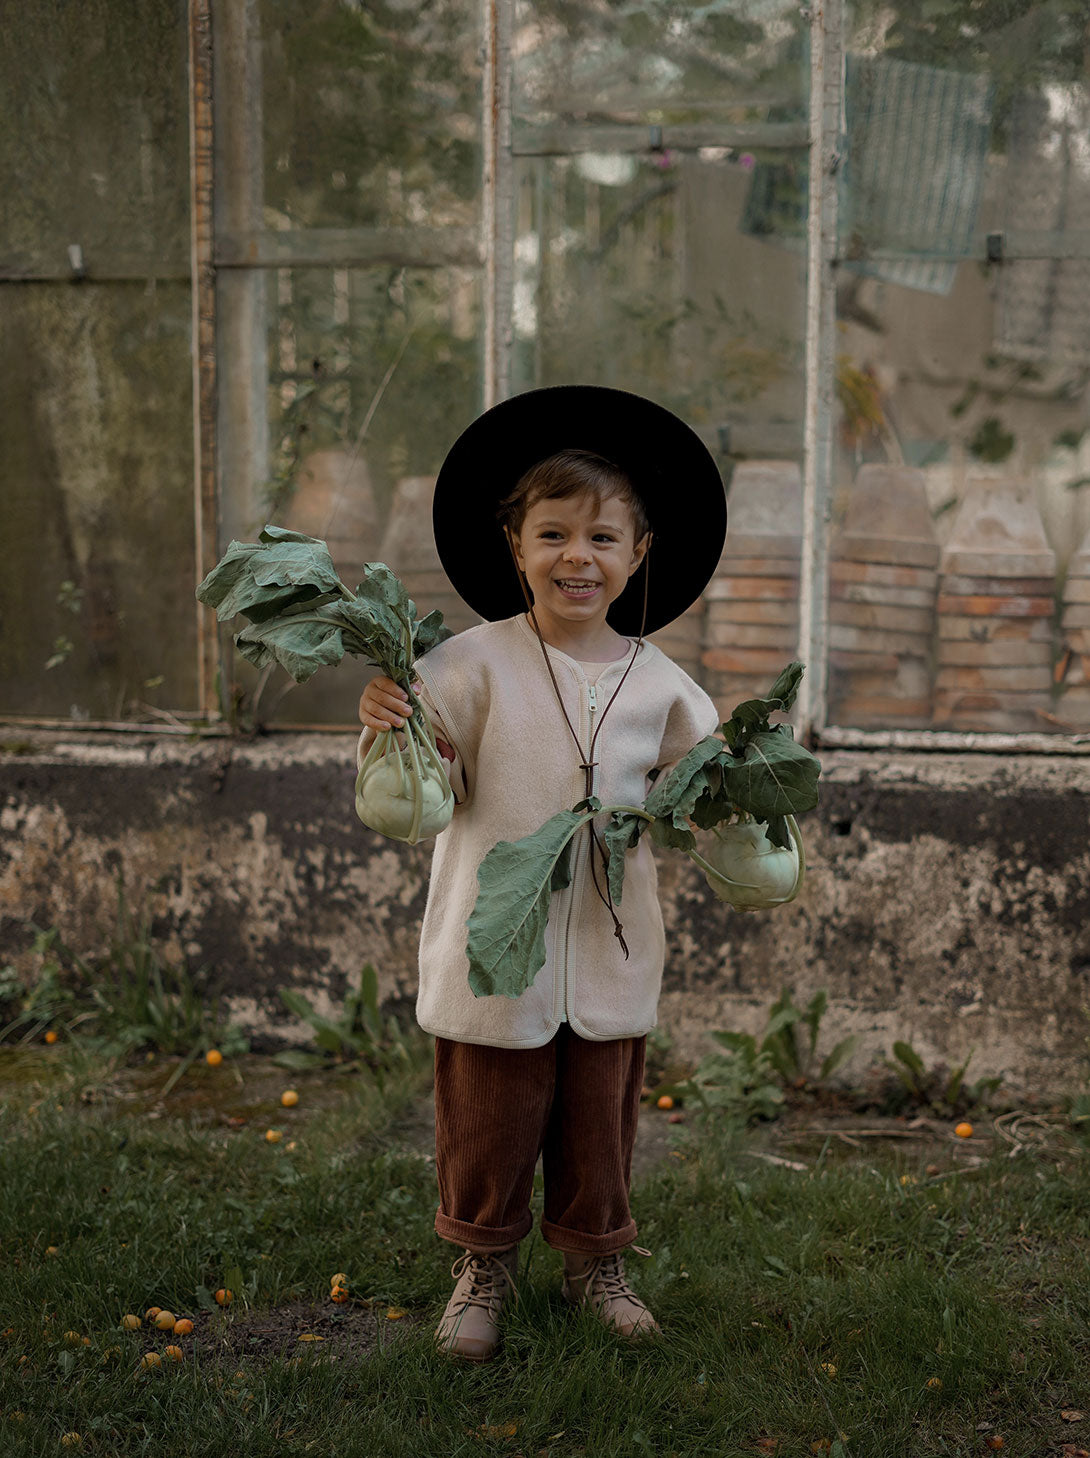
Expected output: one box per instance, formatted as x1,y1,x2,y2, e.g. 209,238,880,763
796,0,842,744
483,0,513,408
188,0,220,721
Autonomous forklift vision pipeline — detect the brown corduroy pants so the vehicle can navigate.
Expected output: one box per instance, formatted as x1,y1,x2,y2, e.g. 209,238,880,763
433,1024,646,1255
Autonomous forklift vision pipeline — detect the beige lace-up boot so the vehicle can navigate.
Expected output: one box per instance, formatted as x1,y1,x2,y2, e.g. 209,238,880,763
561,1246,661,1337
435,1246,518,1361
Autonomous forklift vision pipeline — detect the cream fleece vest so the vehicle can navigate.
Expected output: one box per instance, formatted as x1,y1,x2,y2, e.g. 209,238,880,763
408,615,719,1048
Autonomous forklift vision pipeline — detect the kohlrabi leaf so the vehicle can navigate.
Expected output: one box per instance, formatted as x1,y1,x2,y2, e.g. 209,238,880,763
603,811,648,906
721,726,821,844
643,738,725,833
196,529,344,624
197,528,453,687
235,597,351,682
467,805,599,999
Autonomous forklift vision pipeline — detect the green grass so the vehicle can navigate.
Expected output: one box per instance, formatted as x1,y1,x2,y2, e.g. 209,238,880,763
1,1047,1088,1458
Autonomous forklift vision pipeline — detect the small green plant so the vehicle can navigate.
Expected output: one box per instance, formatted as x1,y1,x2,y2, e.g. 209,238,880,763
883,1040,1002,1115
0,886,246,1061
674,988,858,1124
276,963,413,1080
680,1031,786,1124
758,988,859,1087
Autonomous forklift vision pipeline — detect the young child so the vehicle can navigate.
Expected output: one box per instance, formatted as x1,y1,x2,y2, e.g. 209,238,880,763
358,386,727,1361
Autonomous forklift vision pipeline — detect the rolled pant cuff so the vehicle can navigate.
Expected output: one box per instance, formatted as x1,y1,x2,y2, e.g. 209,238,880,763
540,1217,638,1255
434,1209,533,1252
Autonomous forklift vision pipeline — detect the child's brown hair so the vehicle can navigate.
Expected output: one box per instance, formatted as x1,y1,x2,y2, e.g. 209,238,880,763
496,449,650,541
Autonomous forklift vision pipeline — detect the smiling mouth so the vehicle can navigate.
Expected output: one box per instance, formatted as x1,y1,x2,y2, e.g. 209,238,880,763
555,578,601,595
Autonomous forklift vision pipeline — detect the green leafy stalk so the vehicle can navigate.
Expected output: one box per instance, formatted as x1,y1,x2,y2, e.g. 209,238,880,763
196,527,453,686
467,663,823,1000
466,798,653,999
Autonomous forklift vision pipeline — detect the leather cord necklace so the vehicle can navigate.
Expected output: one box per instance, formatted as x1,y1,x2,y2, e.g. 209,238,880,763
504,528,652,957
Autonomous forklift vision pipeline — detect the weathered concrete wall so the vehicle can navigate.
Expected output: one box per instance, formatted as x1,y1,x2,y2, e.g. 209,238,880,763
2,731,1089,1096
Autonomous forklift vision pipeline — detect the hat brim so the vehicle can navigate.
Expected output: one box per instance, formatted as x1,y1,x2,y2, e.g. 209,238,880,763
432,385,727,636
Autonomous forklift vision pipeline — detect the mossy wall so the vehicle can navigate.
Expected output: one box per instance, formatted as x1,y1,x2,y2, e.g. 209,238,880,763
2,733,1088,1096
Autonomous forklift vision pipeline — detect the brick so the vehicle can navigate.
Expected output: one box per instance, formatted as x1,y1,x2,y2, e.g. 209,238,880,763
707,599,798,627
702,646,800,676
938,616,1053,643
937,639,1052,668
720,532,801,559
830,600,935,633
704,621,799,650
828,649,902,672
936,594,1054,618
713,555,800,578
831,581,936,609
940,549,1056,577
834,532,940,569
933,687,1050,712
829,625,933,656
705,576,800,602
940,573,1056,596
1061,604,1090,628
831,664,932,697
1063,578,1090,605
830,695,933,725
935,665,1052,694
830,559,938,590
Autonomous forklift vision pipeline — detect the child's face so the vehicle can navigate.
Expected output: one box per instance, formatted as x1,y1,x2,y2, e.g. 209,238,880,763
510,491,649,636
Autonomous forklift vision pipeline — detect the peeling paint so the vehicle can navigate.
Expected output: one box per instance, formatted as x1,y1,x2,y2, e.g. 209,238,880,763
2,732,1089,1094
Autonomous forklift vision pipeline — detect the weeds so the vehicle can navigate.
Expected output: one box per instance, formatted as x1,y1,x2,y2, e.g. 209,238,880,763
1,883,247,1061
276,963,419,1086
880,1040,1003,1117
676,988,859,1125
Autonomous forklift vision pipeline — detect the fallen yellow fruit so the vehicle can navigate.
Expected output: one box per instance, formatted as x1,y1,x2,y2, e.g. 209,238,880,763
60,1433,82,1447
165,1344,184,1362
45,1246,59,1257
45,1031,59,1045
173,1318,194,1336
926,1376,943,1390
153,1311,176,1331
280,1089,299,1107
121,1314,142,1331
330,1273,348,1288
145,1307,161,1320
215,1288,233,1306
657,1094,674,1110
140,1352,162,1369
205,1049,223,1067
385,1307,407,1320
820,1362,837,1377
331,1284,349,1303
954,1121,974,1139
265,1129,283,1143
62,1331,84,1347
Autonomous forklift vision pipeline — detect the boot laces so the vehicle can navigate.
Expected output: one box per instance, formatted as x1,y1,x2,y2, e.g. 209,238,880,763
587,1247,651,1307
449,1251,516,1315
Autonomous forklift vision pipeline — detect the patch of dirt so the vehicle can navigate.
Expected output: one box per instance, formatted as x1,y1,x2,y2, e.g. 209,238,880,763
134,1299,416,1367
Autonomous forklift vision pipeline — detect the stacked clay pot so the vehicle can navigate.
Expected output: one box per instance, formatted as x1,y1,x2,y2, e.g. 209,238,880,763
701,461,803,707
828,464,939,728
934,479,1056,732
1057,527,1090,729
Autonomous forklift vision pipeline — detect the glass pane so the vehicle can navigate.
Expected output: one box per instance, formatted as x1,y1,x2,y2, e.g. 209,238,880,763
509,0,809,703
513,0,806,127
0,0,195,722
0,284,196,719
0,1,190,274
222,266,483,727
829,3,1090,734
260,0,481,231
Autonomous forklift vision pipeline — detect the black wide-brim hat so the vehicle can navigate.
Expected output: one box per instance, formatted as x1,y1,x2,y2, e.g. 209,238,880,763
432,385,727,636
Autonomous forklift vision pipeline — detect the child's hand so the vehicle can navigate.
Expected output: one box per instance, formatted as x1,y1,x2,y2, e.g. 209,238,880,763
359,676,410,730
